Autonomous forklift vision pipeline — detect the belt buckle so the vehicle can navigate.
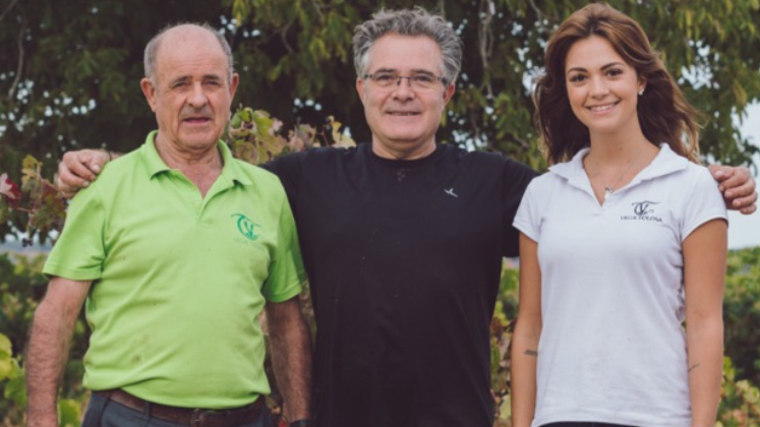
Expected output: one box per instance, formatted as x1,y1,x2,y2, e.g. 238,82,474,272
190,408,206,427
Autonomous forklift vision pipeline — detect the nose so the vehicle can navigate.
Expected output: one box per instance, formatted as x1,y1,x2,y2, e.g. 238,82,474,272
589,76,609,98
188,82,208,108
392,77,415,100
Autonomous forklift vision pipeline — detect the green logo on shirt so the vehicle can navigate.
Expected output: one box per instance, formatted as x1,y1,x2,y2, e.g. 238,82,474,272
232,214,261,241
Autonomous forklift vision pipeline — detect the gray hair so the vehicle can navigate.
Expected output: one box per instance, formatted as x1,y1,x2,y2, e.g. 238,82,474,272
353,7,462,85
144,23,234,83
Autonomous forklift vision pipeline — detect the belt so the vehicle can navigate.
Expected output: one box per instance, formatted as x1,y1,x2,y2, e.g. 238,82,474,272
94,389,265,427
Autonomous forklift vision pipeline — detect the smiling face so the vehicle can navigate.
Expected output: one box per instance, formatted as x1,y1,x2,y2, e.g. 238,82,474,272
564,35,645,140
356,34,455,160
141,26,239,156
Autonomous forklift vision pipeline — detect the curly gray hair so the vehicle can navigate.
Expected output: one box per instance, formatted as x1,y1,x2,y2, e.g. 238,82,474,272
353,7,462,85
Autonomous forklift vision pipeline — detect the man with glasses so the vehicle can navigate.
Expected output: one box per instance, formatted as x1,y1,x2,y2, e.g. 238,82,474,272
56,8,757,427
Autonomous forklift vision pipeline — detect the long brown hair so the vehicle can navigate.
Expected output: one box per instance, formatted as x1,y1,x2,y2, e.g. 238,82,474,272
534,2,701,164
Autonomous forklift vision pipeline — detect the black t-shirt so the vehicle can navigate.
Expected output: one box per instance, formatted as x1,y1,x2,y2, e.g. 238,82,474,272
265,142,537,427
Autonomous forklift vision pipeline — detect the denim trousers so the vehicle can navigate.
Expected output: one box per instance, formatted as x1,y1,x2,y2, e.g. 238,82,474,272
81,393,274,427
542,423,636,427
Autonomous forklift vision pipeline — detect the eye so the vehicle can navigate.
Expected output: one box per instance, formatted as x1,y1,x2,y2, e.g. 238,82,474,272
411,74,436,85
373,73,397,82
606,68,623,77
568,74,586,83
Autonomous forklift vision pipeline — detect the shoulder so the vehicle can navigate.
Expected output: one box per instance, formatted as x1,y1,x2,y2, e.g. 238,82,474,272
454,147,539,178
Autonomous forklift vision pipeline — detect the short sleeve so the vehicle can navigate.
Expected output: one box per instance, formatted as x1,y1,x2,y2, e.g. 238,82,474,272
501,159,539,256
512,179,542,243
681,167,728,242
261,151,309,212
261,194,307,302
43,186,106,281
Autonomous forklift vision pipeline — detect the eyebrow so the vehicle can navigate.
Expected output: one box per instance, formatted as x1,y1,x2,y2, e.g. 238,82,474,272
566,62,626,73
168,74,223,86
371,67,436,75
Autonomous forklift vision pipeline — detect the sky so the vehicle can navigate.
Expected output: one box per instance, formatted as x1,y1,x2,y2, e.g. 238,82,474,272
728,101,760,249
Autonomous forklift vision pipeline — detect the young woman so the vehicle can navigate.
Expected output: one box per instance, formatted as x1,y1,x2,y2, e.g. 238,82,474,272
511,3,728,427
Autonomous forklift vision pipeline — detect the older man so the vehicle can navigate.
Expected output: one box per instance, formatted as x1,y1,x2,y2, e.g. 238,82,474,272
27,24,311,427
57,9,757,427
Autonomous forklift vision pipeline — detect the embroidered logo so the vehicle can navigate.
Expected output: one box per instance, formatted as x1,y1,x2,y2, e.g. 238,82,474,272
620,201,662,222
444,188,458,198
232,213,261,241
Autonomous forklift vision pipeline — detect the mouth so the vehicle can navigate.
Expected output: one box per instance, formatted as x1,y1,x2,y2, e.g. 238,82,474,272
385,111,421,116
585,101,619,112
182,116,212,124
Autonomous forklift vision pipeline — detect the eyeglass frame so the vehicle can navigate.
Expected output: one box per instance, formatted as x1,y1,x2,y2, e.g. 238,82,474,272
362,71,448,89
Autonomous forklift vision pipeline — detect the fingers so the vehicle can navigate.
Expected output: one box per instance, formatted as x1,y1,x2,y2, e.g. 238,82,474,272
735,191,758,215
56,150,108,198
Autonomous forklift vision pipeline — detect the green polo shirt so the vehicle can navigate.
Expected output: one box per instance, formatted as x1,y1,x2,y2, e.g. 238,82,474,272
43,131,305,409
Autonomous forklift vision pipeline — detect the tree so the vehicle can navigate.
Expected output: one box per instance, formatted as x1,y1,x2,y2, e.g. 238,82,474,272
2,0,759,181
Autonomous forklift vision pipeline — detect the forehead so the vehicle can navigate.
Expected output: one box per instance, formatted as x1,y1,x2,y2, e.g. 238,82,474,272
155,29,228,79
366,34,443,73
565,35,627,71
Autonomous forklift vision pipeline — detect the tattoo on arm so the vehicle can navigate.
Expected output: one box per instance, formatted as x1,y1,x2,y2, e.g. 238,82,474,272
688,363,700,373
524,349,538,357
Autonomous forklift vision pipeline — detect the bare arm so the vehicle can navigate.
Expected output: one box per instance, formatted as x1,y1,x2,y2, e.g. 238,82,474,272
26,277,92,427
265,296,312,422
683,219,728,427
707,165,757,214
511,233,543,427
56,149,119,198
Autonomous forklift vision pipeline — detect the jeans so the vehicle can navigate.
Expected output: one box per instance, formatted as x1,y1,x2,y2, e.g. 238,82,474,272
81,393,274,427
542,423,637,427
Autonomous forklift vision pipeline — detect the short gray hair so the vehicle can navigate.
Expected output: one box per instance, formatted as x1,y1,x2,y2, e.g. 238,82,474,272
144,23,234,83
353,7,462,85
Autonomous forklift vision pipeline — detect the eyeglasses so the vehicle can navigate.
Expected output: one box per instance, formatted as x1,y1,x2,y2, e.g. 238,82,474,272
363,72,447,90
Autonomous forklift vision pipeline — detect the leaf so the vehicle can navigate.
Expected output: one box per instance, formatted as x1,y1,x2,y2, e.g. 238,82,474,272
0,333,12,356
58,398,82,427
0,173,22,201
4,365,27,409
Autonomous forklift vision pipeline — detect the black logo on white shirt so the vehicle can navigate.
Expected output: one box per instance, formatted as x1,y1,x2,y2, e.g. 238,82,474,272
621,201,663,222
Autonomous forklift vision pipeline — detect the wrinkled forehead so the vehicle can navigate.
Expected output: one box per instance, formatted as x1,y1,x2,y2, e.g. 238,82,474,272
366,34,443,74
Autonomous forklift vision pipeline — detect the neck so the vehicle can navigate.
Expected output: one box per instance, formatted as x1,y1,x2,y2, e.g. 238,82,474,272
154,134,223,197
586,128,653,166
371,137,437,161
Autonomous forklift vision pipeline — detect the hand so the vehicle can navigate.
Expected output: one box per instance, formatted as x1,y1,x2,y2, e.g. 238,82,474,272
708,165,757,215
56,149,110,199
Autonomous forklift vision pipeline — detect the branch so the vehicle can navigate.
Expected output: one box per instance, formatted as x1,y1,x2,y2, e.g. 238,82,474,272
7,17,26,104
528,0,551,22
308,0,324,21
0,0,19,24
478,0,495,98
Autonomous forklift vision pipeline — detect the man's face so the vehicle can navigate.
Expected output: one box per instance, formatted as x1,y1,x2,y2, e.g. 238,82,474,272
141,27,239,155
356,34,455,160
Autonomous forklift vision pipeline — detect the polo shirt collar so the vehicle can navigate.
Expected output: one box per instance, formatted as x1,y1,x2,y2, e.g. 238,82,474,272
549,143,689,190
139,131,252,186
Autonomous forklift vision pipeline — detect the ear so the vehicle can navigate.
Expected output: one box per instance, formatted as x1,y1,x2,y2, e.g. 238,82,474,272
141,78,158,112
356,77,367,104
229,73,240,99
637,77,646,96
442,82,456,106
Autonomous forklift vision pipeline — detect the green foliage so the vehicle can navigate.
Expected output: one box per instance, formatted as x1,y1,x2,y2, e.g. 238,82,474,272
2,2,758,242
0,252,88,425
724,247,760,386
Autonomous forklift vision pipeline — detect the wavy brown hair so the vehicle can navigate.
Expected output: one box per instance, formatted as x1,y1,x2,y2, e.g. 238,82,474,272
534,2,701,164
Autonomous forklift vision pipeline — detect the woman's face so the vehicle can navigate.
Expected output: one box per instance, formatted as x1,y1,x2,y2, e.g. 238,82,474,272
564,35,645,139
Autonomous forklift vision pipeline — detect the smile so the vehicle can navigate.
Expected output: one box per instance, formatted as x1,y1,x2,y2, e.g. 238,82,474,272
586,101,619,112
386,111,420,116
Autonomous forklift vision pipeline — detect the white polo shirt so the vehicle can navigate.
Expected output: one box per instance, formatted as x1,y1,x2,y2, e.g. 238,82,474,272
513,144,727,427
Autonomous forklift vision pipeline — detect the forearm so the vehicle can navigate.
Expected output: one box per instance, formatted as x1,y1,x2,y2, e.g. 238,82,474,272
267,300,313,421
511,326,540,427
26,300,76,427
687,316,724,427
